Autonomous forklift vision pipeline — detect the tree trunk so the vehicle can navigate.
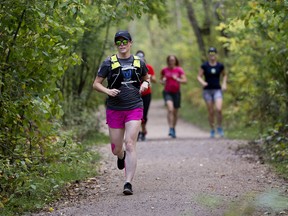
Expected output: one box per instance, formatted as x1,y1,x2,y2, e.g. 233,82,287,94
202,0,211,35
77,30,90,97
184,0,207,61
214,1,229,56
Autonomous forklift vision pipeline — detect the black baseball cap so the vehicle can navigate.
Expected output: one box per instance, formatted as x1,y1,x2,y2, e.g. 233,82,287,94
114,30,132,42
208,47,217,54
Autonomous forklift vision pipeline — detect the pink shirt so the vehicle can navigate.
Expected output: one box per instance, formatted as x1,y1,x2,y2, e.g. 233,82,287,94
161,66,185,93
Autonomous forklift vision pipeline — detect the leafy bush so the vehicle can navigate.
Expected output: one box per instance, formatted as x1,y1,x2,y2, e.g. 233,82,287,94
262,124,288,163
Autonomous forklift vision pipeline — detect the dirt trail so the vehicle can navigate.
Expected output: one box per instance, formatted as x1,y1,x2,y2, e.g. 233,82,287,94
32,100,288,216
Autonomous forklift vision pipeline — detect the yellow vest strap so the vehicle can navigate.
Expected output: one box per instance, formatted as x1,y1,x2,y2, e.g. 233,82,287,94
111,55,121,70
133,55,140,68
110,55,141,70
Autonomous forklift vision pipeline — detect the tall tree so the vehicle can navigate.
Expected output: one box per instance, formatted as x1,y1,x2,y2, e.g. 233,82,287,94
184,0,212,61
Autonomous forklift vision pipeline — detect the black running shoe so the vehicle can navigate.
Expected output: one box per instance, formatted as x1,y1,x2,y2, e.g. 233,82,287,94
117,151,126,170
137,132,142,141
141,132,146,141
123,182,133,195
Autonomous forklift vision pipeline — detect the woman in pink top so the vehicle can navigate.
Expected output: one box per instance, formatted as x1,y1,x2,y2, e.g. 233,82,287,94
160,55,187,138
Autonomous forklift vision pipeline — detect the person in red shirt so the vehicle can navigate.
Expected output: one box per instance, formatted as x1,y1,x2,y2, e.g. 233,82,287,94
160,55,187,138
135,50,157,141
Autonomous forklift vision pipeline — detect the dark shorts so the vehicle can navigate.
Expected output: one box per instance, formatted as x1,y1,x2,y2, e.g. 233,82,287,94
203,89,223,102
106,108,143,129
163,91,181,109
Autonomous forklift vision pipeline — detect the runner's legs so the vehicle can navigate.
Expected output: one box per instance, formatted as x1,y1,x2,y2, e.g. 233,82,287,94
141,94,151,134
172,108,178,128
215,98,223,128
205,101,215,129
166,100,174,128
108,128,125,158
124,120,141,183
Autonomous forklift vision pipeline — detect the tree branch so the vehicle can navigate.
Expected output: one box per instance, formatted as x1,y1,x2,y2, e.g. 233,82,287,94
5,9,26,65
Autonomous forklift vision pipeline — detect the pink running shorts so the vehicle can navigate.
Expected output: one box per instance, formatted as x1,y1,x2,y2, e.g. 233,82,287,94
106,108,143,129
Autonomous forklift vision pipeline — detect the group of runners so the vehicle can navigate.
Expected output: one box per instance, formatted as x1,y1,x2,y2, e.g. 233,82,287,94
93,30,227,195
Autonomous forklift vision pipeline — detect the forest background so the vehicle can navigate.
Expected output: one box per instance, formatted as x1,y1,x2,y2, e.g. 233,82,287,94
0,0,287,215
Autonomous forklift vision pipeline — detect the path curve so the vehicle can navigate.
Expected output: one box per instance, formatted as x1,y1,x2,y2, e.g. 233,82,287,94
31,100,288,216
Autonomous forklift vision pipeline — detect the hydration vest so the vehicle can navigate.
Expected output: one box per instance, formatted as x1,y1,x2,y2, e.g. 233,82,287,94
108,55,142,89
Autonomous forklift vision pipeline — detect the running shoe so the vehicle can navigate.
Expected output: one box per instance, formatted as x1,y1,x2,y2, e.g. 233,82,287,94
137,132,142,141
123,182,133,195
141,132,146,141
168,128,173,136
210,129,215,138
117,151,126,170
217,127,224,137
169,128,176,138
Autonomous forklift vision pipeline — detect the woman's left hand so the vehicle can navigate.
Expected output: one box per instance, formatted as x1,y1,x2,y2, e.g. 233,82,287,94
139,81,149,93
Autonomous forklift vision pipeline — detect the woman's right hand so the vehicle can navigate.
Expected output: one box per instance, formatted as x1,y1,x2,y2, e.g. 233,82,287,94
202,82,208,87
160,77,167,85
107,88,121,97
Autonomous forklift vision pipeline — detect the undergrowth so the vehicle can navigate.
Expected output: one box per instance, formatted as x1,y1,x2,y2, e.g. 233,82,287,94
1,125,109,216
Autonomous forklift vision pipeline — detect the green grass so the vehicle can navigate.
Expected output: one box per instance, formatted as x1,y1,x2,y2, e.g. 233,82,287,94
1,131,109,216
180,101,260,140
271,162,288,180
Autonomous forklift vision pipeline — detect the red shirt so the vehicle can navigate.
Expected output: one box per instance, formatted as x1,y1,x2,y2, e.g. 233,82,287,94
141,64,155,96
161,66,185,93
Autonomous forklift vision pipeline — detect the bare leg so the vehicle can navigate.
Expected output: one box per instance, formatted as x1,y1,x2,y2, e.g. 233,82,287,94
166,100,174,128
205,101,215,130
172,108,178,128
124,120,141,183
215,98,223,128
109,128,125,159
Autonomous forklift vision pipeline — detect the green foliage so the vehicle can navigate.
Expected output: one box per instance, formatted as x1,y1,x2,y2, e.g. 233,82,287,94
0,130,108,215
218,0,288,129
212,0,288,169
262,124,288,164
0,0,169,213
0,0,84,156
0,0,84,212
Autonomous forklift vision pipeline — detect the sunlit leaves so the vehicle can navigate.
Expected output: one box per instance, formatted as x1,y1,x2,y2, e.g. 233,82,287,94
0,0,86,210
218,0,288,128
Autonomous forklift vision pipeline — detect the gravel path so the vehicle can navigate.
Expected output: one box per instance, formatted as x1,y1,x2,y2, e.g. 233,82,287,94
31,100,288,216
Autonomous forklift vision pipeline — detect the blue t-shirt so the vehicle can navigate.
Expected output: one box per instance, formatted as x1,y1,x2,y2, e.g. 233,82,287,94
97,55,148,111
201,61,224,90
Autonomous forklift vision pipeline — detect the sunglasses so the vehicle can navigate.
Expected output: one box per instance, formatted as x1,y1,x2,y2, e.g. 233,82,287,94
115,39,129,46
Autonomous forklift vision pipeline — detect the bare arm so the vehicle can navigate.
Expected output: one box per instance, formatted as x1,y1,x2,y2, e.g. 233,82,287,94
140,73,150,93
93,76,120,97
197,68,208,87
221,70,228,91
159,71,166,85
173,74,187,84
150,74,157,83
